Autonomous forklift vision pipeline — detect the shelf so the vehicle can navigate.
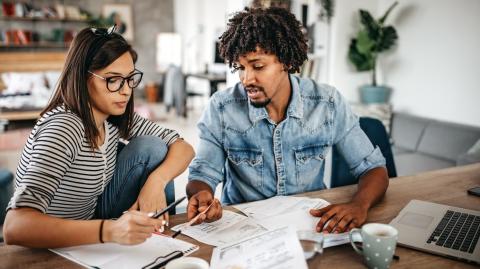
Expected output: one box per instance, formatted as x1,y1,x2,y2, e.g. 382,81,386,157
0,16,88,23
0,42,70,49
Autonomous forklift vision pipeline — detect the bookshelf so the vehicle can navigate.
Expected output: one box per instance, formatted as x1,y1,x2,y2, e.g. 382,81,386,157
0,1,90,51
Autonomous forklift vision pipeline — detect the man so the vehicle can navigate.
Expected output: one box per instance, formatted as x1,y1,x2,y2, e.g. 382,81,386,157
186,7,388,233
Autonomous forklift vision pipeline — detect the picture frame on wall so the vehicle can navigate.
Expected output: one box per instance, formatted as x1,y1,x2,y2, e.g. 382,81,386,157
102,4,134,41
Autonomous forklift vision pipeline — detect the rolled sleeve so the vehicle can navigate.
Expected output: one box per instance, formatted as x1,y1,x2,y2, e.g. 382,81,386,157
188,97,225,192
331,89,386,179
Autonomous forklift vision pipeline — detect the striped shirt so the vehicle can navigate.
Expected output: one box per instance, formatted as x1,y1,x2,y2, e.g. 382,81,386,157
7,106,179,220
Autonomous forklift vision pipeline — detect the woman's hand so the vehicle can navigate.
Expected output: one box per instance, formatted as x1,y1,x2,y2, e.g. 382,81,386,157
103,211,165,245
130,176,170,222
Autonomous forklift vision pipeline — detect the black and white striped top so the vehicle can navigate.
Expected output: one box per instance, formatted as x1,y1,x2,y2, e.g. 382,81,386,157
7,106,179,220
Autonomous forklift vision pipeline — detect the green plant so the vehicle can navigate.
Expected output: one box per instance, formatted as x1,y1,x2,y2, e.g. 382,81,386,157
348,1,398,86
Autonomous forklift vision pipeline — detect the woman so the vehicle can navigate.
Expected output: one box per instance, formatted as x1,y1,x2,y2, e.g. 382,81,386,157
3,25,195,248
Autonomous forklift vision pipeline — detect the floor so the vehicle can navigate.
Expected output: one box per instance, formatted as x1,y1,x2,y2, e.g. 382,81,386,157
0,100,220,217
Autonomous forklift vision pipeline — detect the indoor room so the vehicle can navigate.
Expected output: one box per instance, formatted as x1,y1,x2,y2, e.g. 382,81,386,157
0,0,479,268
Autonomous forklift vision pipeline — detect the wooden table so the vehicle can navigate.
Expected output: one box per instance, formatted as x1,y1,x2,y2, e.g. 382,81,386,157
1,164,479,269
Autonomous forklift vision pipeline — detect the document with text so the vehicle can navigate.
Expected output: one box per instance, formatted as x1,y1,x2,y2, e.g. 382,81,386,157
172,210,267,246
210,226,308,269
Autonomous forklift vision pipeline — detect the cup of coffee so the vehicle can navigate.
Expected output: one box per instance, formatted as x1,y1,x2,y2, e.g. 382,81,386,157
165,257,209,269
349,223,398,269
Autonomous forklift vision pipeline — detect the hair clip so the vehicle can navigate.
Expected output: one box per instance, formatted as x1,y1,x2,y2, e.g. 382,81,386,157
91,24,117,36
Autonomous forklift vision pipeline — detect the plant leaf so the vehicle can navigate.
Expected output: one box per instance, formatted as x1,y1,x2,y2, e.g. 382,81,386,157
356,30,375,54
376,26,398,52
359,10,379,40
348,39,374,71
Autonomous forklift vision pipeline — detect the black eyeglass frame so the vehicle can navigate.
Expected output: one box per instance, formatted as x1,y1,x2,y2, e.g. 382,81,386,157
88,69,144,92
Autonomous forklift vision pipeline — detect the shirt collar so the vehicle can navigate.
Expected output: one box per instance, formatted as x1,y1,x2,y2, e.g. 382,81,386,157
247,74,303,124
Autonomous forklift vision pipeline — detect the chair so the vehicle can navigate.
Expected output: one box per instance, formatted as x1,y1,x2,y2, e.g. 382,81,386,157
331,117,397,188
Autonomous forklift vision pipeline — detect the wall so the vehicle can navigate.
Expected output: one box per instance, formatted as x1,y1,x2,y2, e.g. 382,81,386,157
381,0,480,127
84,0,175,85
329,0,480,127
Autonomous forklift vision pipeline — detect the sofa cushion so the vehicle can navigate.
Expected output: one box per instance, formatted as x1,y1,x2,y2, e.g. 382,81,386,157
391,113,429,151
417,122,480,162
395,152,454,176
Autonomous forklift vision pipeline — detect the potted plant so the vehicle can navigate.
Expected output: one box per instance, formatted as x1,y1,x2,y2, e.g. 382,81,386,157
348,2,398,104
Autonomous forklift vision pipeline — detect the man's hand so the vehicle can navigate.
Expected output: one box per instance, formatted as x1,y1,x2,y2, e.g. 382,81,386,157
187,190,222,225
309,202,368,233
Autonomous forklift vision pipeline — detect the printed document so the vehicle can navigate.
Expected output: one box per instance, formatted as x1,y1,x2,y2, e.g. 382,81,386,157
210,226,308,269
172,210,267,246
51,233,198,269
235,195,359,247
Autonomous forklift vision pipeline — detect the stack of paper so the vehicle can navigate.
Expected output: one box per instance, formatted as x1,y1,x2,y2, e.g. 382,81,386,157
174,196,360,248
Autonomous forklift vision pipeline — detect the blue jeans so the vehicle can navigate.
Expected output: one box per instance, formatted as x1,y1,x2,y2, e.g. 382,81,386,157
95,136,176,219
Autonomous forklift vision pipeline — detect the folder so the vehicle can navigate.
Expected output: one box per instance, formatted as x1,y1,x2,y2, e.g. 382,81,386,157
50,233,198,269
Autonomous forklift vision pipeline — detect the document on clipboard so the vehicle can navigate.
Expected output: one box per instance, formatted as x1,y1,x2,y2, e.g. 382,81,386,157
50,233,198,269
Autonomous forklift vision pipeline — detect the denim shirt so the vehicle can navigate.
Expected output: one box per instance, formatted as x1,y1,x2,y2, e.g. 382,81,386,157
188,75,386,205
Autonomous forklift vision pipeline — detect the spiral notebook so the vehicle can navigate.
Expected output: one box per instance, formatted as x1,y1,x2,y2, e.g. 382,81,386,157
50,233,198,269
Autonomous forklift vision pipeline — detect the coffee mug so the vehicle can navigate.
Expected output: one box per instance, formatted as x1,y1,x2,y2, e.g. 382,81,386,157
349,223,398,269
165,257,209,269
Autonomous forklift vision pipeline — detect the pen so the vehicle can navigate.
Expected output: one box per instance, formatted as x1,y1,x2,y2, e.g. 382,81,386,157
151,196,187,219
172,202,213,238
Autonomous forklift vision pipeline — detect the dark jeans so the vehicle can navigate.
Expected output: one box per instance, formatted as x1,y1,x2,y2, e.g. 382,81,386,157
94,136,175,219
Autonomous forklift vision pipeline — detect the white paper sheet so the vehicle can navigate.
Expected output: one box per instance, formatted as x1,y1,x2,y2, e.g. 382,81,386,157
50,233,198,269
233,195,330,220
172,210,267,246
235,196,361,248
210,226,308,269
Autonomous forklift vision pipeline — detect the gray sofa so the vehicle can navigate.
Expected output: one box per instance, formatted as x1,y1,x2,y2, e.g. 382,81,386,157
391,113,480,176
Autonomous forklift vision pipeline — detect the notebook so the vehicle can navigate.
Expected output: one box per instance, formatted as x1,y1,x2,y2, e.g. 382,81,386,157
50,233,198,269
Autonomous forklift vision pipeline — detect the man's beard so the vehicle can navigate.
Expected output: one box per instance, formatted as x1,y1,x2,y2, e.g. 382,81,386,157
250,98,271,108
246,86,271,108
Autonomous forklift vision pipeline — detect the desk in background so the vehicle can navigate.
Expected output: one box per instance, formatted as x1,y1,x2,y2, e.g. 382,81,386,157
1,164,479,268
185,72,226,96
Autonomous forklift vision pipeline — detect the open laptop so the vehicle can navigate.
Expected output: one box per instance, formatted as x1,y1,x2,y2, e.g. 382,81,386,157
390,200,480,264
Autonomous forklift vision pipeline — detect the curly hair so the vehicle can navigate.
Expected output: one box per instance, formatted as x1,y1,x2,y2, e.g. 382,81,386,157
219,7,308,73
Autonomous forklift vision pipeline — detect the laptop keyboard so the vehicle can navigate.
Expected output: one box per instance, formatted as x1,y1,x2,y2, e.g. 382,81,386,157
427,210,480,253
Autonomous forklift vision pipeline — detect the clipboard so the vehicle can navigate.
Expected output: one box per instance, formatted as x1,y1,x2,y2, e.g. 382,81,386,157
50,233,198,269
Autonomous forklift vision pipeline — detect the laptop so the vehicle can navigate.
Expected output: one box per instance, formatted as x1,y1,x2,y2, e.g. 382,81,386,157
390,200,480,264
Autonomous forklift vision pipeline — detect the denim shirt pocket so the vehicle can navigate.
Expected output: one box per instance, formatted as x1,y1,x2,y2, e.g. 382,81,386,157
227,148,263,188
294,144,328,186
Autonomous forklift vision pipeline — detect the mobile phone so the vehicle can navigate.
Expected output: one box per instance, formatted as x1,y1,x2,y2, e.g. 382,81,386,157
467,186,480,197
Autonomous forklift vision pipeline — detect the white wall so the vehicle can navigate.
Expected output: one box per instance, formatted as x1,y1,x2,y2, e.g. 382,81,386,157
329,0,480,127
329,0,378,101
382,0,480,127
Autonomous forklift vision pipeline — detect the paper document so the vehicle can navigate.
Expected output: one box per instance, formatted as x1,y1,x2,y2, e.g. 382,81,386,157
233,195,329,220
172,210,267,246
50,233,198,269
235,195,361,248
210,226,308,269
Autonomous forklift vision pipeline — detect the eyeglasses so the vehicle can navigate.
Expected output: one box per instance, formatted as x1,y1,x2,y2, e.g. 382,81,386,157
91,24,117,37
88,70,143,92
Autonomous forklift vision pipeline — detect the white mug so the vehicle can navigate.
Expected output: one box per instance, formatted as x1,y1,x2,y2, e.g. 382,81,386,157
349,223,398,269
165,257,209,269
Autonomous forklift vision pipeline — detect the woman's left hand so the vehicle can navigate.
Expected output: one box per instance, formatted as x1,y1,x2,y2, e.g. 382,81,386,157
130,176,169,222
